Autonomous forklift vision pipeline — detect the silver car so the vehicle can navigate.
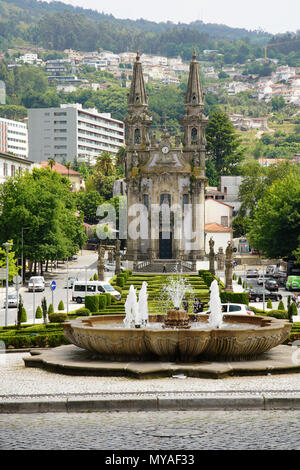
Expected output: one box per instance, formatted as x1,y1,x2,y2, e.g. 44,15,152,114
28,276,45,292
4,293,18,308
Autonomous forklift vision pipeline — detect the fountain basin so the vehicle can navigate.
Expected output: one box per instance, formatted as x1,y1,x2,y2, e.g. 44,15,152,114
62,314,292,362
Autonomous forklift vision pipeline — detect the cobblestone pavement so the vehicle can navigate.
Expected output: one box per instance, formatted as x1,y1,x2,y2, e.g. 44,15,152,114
0,410,299,450
1,353,300,398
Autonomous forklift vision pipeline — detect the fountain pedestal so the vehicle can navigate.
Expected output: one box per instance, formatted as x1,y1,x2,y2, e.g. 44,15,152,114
164,310,191,329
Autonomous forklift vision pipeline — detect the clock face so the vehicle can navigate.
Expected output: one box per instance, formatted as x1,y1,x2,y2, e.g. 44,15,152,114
162,146,169,154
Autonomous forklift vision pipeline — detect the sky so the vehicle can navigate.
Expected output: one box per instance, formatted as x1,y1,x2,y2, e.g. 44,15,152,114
53,0,300,34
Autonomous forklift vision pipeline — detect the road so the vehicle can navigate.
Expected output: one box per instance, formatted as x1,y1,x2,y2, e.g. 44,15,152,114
0,250,114,326
0,410,300,450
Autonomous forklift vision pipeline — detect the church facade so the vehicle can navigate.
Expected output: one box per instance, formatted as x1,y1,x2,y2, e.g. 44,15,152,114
124,51,209,264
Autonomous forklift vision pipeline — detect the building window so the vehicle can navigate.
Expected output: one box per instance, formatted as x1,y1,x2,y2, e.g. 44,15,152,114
143,194,149,210
3,163,7,176
160,194,171,207
191,128,198,144
134,128,141,145
182,194,189,211
11,165,15,176
221,216,228,227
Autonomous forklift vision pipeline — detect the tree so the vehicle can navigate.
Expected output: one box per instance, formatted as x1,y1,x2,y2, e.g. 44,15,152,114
206,111,245,177
0,168,87,271
248,172,300,259
75,190,104,225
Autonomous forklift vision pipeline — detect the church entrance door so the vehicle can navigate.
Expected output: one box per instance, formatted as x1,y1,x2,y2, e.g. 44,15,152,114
159,232,172,259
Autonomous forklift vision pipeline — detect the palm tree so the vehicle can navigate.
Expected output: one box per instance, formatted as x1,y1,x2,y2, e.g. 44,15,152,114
48,158,56,170
116,146,126,167
65,162,72,178
95,152,115,176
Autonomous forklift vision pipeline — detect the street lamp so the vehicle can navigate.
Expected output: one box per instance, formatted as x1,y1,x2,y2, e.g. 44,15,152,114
3,242,13,327
21,227,29,285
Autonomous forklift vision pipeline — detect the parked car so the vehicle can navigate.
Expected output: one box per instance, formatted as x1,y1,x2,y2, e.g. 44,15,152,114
28,276,45,292
72,280,121,303
286,276,300,291
246,269,259,278
265,279,279,292
251,249,260,255
3,293,18,308
64,277,78,289
104,263,125,272
266,264,277,276
204,303,254,316
257,275,272,285
247,288,282,302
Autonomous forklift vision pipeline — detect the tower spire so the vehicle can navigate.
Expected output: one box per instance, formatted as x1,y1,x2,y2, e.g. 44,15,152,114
128,51,148,108
185,49,204,109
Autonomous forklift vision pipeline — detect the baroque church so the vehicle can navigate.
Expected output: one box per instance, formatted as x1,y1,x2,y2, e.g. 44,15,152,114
124,50,209,267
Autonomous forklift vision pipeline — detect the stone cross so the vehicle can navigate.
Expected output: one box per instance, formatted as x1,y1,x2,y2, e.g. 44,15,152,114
225,241,234,292
209,237,215,275
115,239,121,275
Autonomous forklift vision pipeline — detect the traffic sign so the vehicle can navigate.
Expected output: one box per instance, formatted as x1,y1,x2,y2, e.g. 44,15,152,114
0,268,6,280
13,275,22,285
50,281,56,291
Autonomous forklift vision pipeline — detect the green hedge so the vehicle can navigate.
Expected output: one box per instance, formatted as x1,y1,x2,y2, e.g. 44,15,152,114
74,307,91,317
98,294,107,310
48,313,68,323
220,292,249,305
85,295,99,313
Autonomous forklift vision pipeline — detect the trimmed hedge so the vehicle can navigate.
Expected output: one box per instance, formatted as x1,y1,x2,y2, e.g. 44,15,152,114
58,300,65,311
98,294,107,311
74,307,91,317
48,313,68,323
85,295,99,313
220,292,249,305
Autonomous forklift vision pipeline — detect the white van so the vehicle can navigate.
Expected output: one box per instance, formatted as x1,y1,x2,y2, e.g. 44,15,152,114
72,281,121,303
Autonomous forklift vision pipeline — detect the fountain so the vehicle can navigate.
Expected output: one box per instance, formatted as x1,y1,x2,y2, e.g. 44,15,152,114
62,275,292,362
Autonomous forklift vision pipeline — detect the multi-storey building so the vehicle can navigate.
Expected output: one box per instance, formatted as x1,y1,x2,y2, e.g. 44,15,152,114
0,118,28,158
28,104,124,164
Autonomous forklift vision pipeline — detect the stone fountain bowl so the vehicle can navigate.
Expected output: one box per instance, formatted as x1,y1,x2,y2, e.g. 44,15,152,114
62,314,292,362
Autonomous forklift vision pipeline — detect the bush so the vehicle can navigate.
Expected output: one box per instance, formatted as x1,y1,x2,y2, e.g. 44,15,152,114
74,307,91,317
98,294,107,310
113,285,122,296
266,310,288,320
116,275,125,287
48,303,54,315
20,307,27,323
220,292,249,305
57,300,65,311
48,313,68,323
232,273,237,281
104,293,111,307
278,299,285,311
93,273,98,280
267,299,273,309
288,301,298,322
85,295,99,313
238,277,242,285
35,306,42,319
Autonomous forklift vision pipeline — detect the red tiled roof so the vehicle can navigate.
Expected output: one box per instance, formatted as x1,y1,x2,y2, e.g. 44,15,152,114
205,223,233,233
40,161,81,176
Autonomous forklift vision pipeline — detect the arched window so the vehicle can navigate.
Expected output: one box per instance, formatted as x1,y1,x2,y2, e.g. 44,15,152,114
191,127,198,144
192,94,197,104
134,128,141,144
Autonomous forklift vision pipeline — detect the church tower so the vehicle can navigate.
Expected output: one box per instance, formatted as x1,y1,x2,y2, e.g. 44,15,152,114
124,51,208,267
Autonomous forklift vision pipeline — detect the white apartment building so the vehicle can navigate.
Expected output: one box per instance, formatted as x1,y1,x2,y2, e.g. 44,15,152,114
0,151,33,184
28,104,124,164
0,117,28,158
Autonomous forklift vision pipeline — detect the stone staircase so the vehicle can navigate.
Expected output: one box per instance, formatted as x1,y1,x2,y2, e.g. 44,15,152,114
134,259,196,273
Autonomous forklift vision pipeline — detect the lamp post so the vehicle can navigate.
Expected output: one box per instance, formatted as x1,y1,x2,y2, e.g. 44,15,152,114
3,242,13,327
21,227,29,285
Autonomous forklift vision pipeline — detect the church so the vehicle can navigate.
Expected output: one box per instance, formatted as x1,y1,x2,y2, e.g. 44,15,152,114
124,51,209,268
